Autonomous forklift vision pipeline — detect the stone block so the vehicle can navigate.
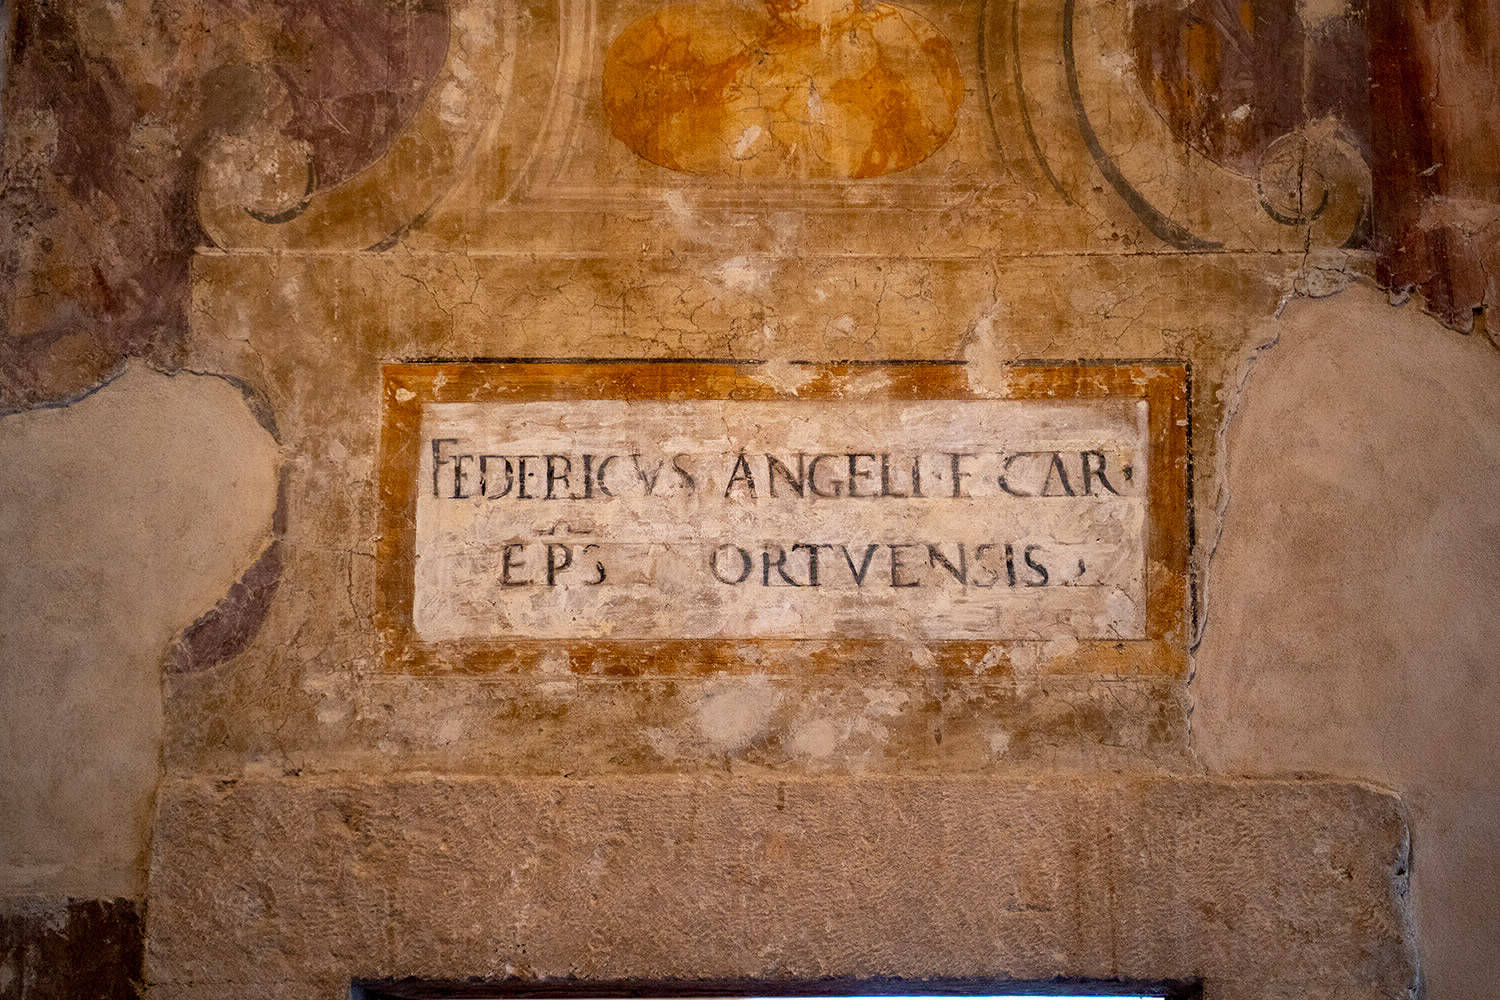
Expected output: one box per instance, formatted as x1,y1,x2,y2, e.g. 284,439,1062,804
145,775,1414,999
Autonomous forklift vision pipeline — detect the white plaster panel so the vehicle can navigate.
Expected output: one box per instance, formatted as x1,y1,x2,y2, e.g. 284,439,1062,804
414,399,1150,641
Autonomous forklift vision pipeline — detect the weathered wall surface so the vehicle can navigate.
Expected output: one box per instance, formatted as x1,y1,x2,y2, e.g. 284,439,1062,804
147,774,1414,1000
1193,286,1500,998
1370,1,1500,330
0,0,1496,998
0,0,444,408
0,897,143,1000
0,366,279,897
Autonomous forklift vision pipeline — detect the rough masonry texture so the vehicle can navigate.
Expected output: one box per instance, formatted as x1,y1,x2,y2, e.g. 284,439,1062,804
1,0,1497,998
147,775,1415,1000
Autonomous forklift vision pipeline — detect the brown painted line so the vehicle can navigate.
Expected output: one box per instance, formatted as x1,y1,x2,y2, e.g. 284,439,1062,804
390,357,970,367
382,361,1184,380
192,247,1337,260
381,638,1181,681
1003,0,1075,204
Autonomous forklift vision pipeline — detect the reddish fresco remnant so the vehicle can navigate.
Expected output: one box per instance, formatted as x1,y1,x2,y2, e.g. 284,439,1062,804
168,540,284,674
0,0,448,411
1127,0,1497,329
1369,0,1500,330
0,899,143,1000
1127,0,1369,177
602,0,964,180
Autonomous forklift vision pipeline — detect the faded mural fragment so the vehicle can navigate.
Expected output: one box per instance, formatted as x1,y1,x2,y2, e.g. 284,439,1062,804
1370,0,1500,330
1,0,1498,998
1127,0,1369,178
1000,0,1371,250
602,0,963,178
0,0,445,408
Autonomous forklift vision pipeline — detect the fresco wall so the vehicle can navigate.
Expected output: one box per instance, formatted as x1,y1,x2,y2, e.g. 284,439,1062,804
1,0,1496,997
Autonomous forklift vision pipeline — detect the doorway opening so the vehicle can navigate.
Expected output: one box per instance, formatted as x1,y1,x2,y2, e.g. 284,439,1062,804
351,977,1201,1000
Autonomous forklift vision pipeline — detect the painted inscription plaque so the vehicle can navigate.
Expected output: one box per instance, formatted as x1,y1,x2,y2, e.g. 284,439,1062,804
377,363,1189,675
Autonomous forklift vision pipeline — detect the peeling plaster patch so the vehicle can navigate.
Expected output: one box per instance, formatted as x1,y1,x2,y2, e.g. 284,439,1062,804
848,713,893,748
200,131,314,220
1041,635,1081,662
1299,0,1348,29
988,730,1013,757
661,190,699,233
1420,196,1500,235
826,314,858,340
693,676,779,753
732,125,764,159
1098,49,1133,79
961,306,1016,397
862,686,911,719
716,255,775,293
784,686,909,766
538,650,572,675
1008,642,1043,682
1104,592,1141,630
435,715,466,745
749,358,817,395
839,369,893,397
642,725,683,762
315,703,349,727
1297,249,1355,299
788,718,841,759
451,4,497,48
302,671,353,728
535,680,577,701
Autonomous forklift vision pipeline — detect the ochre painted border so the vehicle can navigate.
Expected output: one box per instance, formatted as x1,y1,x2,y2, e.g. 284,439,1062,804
376,361,1190,678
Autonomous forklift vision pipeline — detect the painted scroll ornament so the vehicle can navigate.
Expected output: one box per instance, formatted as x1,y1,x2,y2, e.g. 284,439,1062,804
989,0,1371,250
602,0,964,179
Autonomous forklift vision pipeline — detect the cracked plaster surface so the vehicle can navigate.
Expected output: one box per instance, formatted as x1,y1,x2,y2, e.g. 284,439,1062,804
2,0,1496,994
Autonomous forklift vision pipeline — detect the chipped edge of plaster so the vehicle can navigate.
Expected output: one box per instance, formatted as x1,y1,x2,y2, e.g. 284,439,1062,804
1,358,281,437
0,360,286,895
1182,275,1304,764
1181,279,1429,998
169,364,287,674
0,359,133,420
166,538,283,675
4,360,289,676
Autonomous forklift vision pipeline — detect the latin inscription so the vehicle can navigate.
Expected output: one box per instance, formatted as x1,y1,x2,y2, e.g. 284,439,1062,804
411,399,1151,641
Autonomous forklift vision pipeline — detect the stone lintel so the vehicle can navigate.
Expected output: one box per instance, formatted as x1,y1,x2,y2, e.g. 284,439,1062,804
146,774,1414,1000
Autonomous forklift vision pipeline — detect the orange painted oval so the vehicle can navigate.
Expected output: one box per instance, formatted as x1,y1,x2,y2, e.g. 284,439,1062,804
603,0,964,179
